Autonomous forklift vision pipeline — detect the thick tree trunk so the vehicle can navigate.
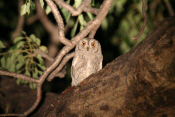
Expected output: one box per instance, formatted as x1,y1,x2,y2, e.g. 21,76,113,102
43,16,175,117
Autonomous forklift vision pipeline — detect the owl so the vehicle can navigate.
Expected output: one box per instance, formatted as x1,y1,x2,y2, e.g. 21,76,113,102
71,38,103,86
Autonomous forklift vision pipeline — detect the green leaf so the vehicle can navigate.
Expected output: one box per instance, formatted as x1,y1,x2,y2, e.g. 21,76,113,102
91,0,95,6
21,31,26,35
32,68,38,79
39,46,48,53
35,38,41,46
36,54,44,64
74,0,82,9
20,4,27,16
37,63,46,71
6,57,11,69
38,70,43,75
30,34,41,45
14,37,24,44
16,41,24,48
0,41,5,48
10,53,17,64
1,57,6,68
78,14,87,26
71,19,78,38
26,2,30,15
61,8,71,22
101,18,108,31
86,12,94,21
45,5,51,15
80,25,84,31
16,78,21,85
16,62,25,70
25,69,31,77
30,34,36,41
17,54,25,62
29,82,37,89
39,0,44,9
8,63,15,72
31,0,35,10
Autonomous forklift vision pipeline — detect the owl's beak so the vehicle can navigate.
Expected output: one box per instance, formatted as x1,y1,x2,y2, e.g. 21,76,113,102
87,47,89,51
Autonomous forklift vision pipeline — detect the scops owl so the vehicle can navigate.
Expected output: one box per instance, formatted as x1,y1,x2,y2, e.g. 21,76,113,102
71,38,103,86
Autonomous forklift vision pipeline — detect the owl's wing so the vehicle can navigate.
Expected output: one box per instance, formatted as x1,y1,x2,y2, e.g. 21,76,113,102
71,54,85,79
97,55,103,71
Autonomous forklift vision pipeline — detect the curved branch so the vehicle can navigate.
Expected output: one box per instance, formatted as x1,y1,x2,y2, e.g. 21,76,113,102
45,0,72,46
133,0,147,40
47,52,75,81
32,49,54,62
23,86,42,116
0,70,39,83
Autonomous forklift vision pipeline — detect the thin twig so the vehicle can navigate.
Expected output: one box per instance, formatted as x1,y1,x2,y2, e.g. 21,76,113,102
0,70,39,83
133,0,147,40
164,0,174,16
47,52,75,81
32,49,54,62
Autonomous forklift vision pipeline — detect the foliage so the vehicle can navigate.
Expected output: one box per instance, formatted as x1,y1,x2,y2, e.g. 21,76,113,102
0,41,5,48
0,31,48,89
100,0,171,54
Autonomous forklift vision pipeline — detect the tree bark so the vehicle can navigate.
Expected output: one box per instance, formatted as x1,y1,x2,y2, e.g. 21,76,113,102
43,16,175,117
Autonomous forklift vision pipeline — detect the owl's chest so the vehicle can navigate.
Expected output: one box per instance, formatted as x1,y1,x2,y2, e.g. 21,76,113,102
82,54,98,68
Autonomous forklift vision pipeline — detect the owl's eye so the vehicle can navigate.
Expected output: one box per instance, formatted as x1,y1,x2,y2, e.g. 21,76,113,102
91,43,95,47
82,42,86,46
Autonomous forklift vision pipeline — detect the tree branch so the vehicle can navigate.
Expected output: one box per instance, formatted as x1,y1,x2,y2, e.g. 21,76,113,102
23,86,42,116
32,49,54,62
133,0,147,40
45,0,72,46
47,52,75,81
164,0,174,16
0,70,39,83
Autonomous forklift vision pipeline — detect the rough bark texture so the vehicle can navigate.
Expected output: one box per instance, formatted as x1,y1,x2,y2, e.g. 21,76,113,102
44,16,175,117
0,16,175,117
